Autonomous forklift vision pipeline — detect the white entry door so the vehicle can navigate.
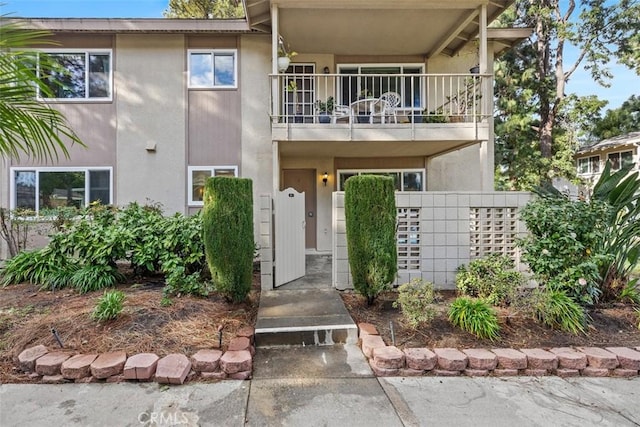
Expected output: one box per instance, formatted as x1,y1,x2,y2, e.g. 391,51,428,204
275,188,306,287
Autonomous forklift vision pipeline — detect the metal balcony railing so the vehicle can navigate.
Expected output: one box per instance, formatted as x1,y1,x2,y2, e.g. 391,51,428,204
269,73,492,125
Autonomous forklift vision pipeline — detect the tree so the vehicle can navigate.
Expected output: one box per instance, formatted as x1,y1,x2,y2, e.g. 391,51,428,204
590,94,640,140
494,0,640,189
0,16,84,161
164,0,245,19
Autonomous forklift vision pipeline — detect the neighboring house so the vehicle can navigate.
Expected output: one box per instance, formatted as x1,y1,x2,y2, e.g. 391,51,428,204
1,1,532,289
575,132,640,191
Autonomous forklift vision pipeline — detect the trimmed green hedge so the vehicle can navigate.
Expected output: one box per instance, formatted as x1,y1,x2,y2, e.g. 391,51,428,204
203,176,254,303
344,175,397,305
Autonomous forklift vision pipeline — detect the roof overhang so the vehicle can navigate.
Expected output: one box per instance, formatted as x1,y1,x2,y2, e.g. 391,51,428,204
246,0,515,57
10,18,251,34
576,132,640,156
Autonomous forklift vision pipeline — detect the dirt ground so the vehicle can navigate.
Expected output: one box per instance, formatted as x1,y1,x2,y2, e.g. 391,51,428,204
0,274,259,383
341,290,640,350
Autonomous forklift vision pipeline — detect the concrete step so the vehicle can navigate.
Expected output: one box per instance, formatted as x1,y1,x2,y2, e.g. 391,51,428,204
255,289,358,347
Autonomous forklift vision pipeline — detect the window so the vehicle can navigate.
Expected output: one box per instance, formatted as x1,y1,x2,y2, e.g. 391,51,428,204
35,50,112,100
337,64,424,109
188,166,239,205
337,169,425,191
577,156,600,175
188,50,237,88
11,168,112,214
607,151,634,170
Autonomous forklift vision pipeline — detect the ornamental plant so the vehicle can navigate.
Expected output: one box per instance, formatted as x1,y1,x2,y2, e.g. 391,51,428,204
202,176,254,303
344,175,397,305
518,194,608,305
455,254,524,306
393,278,438,328
448,297,500,341
91,290,125,322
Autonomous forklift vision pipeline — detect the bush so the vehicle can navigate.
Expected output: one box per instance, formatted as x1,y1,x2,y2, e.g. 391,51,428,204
519,194,608,305
393,278,437,328
448,297,500,340
91,290,125,321
530,288,587,334
203,177,254,303
344,175,397,305
456,254,524,306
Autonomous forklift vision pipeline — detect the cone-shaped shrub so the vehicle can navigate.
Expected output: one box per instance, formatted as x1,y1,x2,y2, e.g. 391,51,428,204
203,176,254,303
344,175,397,305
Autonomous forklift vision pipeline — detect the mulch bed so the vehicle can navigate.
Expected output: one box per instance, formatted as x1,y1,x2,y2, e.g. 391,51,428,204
341,290,640,350
0,274,259,383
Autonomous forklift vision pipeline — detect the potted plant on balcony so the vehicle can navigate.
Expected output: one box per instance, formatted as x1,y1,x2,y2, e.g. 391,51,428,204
277,46,297,72
316,96,334,123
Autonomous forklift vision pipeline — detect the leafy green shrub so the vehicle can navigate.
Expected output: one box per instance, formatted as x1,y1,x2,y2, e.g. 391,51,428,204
70,264,125,294
203,177,254,303
0,247,76,289
393,278,437,328
456,254,524,306
530,288,587,334
91,290,125,321
344,175,397,305
519,194,608,305
448,297,500,340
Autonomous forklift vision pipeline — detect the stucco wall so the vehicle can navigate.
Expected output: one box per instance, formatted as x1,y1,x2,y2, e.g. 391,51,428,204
240,34,273,244
115,34,186,214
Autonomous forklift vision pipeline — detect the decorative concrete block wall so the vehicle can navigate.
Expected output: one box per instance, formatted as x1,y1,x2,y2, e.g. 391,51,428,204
259,194,273,291
333,191,531,290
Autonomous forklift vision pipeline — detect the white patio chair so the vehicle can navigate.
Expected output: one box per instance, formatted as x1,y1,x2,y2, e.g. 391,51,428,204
331,104,351,124
378,92,401,123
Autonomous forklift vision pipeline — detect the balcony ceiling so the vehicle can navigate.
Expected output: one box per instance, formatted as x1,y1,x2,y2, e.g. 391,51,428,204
245,0,514,57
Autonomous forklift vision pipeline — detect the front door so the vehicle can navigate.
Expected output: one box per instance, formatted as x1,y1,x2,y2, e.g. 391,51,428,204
282,169,317,249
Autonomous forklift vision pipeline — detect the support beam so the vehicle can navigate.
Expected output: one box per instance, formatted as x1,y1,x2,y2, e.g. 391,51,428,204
427,9,479,58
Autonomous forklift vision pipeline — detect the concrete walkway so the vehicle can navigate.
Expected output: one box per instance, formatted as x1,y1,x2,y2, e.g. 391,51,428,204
2,373,640,426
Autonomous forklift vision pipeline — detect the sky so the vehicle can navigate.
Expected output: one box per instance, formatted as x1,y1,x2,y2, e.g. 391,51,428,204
2,0,637,111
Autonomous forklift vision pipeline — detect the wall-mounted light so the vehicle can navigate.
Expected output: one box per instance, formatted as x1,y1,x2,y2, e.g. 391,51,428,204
322,171,328,186
323,66,330,74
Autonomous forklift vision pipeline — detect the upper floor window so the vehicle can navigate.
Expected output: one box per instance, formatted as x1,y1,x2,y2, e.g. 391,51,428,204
337,169,425,192
337,64,424,109
607,150,634,170
188,50,237,89
11,167,112,215
188,166,239,206
37,50,112,100
577,156,600,175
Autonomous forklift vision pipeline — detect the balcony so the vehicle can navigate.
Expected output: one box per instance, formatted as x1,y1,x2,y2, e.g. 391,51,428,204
270,72,492,143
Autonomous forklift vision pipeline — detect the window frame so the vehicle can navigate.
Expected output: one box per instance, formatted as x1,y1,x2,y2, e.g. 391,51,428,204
34,49,113,102
188,166,239,206
607,150,634,171
577,155,600,175
10,166,113,214
336,63,426,109
336,168,426,192
187,49,238,89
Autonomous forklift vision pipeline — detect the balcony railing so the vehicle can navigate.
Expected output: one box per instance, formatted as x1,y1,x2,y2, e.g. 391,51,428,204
270,73,492,125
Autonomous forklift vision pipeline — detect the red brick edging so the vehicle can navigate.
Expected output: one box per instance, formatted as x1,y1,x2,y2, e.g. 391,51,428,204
14,327,255,384
358,322,640,378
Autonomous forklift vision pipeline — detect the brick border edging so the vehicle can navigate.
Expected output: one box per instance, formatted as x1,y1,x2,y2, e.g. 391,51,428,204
14,326,255,384
358,323,640,378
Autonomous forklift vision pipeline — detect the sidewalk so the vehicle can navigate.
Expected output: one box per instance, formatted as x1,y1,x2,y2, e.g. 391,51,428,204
2,345,640,426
